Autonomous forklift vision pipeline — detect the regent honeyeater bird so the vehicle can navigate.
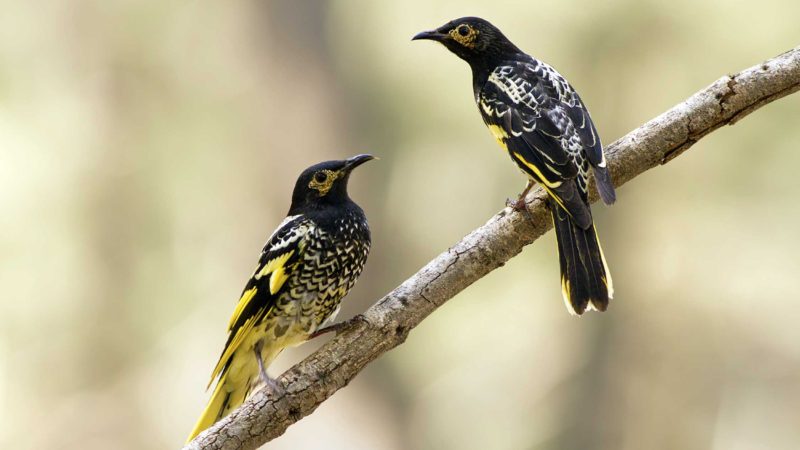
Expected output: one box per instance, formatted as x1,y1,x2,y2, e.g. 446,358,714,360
187,154,375,442
414,17,615,315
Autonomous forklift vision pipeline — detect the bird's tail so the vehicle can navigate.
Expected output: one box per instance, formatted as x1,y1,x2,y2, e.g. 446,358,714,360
551,198,613,314
186,369,252,443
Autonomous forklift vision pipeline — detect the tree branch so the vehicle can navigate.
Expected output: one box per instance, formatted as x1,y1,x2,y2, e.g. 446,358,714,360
184,46,800,450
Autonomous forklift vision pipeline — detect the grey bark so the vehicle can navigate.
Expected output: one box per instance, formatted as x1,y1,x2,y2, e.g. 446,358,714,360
184,46,800,450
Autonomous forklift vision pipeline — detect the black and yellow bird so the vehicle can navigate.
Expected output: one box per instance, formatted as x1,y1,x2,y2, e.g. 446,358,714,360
414,17,615,315
187,154,375,442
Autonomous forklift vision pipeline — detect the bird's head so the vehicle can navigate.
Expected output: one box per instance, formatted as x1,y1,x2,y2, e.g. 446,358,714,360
289,154,375,213
412,17,520,65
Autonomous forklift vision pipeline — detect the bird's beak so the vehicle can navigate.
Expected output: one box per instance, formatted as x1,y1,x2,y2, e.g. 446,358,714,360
412,29,446,42
343,154,376,171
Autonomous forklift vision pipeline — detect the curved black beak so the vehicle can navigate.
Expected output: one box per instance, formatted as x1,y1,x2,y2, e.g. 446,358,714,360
343,154,376,171
412,29,446,42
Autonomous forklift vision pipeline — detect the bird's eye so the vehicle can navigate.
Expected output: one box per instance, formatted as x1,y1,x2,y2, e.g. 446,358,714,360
314,172,328,183
457,25,470,36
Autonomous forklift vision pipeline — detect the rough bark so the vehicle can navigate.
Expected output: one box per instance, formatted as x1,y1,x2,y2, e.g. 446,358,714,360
184,46,800,450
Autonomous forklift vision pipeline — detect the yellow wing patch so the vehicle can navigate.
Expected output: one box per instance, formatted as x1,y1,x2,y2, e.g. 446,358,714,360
512,151,562,188
255,251,294,295
487,124,509,148
208,309,265,388
269,266,289,295
227,287,258,330
206,250,295,386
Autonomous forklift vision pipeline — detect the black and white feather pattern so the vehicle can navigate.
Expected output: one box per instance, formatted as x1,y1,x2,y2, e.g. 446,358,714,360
477,57,615,220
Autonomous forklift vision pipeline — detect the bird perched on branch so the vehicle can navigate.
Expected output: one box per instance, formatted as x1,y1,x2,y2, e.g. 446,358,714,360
187,154,375,442
414,17,615,314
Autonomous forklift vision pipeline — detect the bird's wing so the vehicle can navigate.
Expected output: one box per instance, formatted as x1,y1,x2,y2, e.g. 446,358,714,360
512,60,605,169
207,215,312,387
532,61,614,203
479,60,596,226
533,62,606,170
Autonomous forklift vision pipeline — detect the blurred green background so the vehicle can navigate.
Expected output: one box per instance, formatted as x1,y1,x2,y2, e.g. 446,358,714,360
2,1,799,449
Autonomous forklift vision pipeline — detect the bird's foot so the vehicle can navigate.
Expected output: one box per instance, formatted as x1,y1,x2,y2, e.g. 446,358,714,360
308,316,360,340
507,180,535,212
506,196,528,212
262,375,284,395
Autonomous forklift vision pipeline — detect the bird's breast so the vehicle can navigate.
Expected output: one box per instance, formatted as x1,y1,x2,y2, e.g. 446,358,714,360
269,214,370,335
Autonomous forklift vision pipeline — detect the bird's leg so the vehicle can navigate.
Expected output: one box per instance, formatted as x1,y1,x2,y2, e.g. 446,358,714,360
253,341,283,394
507,180,535,211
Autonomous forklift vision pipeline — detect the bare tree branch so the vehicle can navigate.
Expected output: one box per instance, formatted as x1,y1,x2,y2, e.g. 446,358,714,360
184,46,800,450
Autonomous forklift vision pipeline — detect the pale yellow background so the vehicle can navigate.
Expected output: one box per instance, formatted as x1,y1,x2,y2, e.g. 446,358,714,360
2,1,799,449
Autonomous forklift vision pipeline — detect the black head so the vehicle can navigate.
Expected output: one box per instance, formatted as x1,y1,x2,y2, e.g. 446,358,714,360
413,17,520,66
288,154,375,215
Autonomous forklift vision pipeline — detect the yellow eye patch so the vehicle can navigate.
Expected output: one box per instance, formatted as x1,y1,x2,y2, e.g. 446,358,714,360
449,24,479,48
308,169,340,196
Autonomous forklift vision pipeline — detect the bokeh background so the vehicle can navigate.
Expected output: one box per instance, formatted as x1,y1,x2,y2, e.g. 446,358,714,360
2,1,799,449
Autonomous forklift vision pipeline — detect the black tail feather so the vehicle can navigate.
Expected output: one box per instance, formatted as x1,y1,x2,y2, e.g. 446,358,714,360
593,166,616,205
551,199,613,314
